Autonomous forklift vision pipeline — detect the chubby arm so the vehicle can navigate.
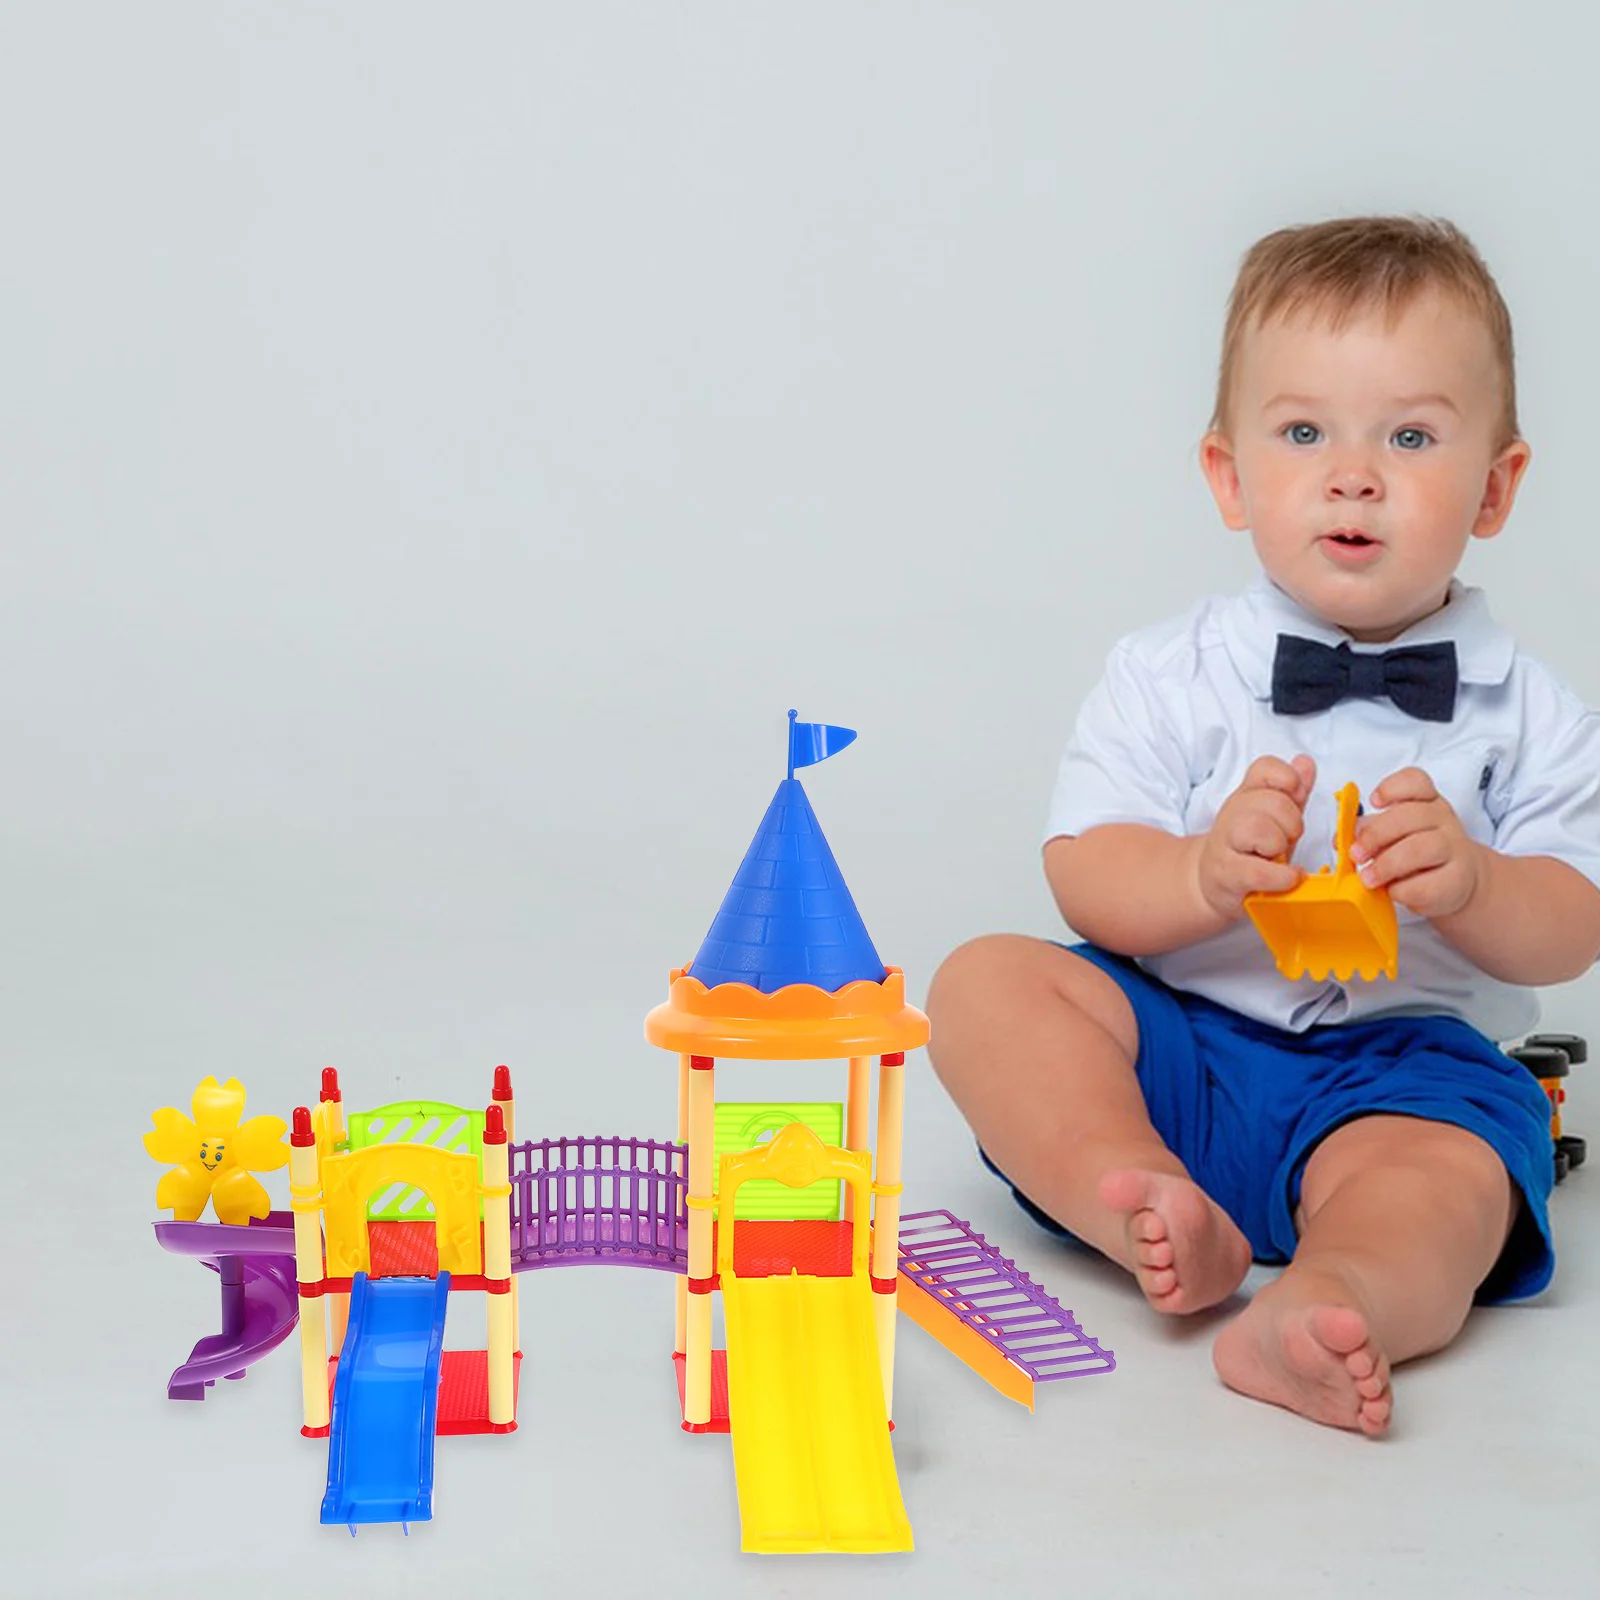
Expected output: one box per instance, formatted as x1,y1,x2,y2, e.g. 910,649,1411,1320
1433,851,1600,985
1044,828,1224,956
1044,755,1316,958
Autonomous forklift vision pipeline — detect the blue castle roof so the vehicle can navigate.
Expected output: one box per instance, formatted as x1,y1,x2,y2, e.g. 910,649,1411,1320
686,777,889,994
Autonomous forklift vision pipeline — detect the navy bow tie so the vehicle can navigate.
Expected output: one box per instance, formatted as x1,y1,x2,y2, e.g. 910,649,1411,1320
1271,633,1458,722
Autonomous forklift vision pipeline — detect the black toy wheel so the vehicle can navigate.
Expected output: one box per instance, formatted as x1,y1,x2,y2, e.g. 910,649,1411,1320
1509,1043,1570,1080
1558,1134,1587,1171
1555,1146,1571,1184
1526,1032,1588,1066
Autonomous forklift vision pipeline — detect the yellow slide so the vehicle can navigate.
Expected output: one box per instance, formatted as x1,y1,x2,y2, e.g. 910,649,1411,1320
723,1269,913,1555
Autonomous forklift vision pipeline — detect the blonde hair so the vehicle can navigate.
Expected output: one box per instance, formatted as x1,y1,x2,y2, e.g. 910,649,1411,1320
1211,215,1518,448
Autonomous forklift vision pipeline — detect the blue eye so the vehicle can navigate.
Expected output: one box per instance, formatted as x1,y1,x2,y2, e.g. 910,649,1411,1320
1284,422,1322,446
1392,427,1432,450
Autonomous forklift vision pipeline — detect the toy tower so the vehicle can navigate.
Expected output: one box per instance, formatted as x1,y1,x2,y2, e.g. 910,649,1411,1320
644,714,928,1554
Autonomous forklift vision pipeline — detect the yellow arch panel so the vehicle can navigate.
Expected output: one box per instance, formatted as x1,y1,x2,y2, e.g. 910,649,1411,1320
322,1142,481,1278
717,1123,872,1280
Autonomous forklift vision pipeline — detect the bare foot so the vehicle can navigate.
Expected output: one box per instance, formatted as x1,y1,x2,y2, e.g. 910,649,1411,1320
1212,1271,1394,1436
1097,1169,1252,1314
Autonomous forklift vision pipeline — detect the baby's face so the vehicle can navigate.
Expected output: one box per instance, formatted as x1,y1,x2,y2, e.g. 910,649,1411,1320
1201,288,1530,642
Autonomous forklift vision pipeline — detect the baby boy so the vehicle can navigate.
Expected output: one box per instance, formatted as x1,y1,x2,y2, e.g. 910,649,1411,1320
927,215,1600,1435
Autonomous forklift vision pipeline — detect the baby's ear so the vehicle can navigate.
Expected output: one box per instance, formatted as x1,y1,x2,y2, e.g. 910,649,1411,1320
1199,431,1248,530
1473,438,1532,541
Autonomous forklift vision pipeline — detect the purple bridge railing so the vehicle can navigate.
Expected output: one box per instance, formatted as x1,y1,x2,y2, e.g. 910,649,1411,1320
502,1146,1112,1393
897,1209,1115,1383
509,1136,688,1272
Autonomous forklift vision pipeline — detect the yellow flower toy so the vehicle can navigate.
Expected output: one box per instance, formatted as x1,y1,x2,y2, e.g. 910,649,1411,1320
145,1076,290,1225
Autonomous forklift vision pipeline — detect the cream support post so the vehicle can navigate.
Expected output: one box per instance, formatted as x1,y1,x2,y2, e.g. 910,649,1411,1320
482,1103,515,1428
869,1052,906,1421
675,1052,690,1358
493,1066,519,1357
843,1055,870,1221
684,1053,716,1428
288,1107,329,1436
318,1072,350,1360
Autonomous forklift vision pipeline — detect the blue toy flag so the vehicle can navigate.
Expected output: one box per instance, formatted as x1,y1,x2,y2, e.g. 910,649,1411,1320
787,709,856,780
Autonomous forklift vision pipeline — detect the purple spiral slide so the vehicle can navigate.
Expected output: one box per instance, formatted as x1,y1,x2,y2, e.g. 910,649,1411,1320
152,1211,300,1401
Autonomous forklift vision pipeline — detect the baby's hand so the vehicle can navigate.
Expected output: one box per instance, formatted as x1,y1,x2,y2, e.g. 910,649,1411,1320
1350,767,1484,920
1196,754,1316,922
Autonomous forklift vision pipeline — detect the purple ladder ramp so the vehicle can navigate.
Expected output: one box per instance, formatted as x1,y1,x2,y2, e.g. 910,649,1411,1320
897,1210,1115,1384
153,1212,300,1400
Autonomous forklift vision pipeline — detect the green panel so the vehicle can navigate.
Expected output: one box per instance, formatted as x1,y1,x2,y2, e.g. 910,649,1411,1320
345,1100,485,1220
713,1101,845,1220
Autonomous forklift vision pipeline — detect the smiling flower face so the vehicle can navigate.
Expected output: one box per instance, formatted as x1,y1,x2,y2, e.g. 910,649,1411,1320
145,1077,289,1225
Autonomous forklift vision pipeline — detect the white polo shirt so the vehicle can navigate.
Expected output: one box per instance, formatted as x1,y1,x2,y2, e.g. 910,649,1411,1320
1045,574,1600,1039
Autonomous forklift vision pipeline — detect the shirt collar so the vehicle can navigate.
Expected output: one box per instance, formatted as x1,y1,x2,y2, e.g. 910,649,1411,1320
1219,573,1517,701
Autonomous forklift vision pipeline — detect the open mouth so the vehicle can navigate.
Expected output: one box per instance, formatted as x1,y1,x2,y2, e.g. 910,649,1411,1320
1319,529,1383,562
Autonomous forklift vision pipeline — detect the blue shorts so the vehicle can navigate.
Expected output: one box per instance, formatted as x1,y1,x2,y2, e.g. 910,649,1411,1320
983,942,1556,1304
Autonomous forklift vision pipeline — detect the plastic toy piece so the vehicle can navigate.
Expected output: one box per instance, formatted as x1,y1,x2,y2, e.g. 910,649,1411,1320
152,1213,299,1399
684,714,887,995
1244,782,1398,982
714,1102,845,1219
345,1100,486,1219
1509,1033,1589,1183
723,1272,911,1553
511,1134,686,1269
648,966,928,1059
321,1133,483,1280
895,1211,1115,1410
648,716,926,1554
279,1072,517,1503
718,1125,912,1554
320,1272,451,1531
146,715,1125,1550
145,1077,290,1225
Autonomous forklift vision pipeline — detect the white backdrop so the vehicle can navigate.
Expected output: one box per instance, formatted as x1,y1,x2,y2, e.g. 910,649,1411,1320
6,7,1598,1597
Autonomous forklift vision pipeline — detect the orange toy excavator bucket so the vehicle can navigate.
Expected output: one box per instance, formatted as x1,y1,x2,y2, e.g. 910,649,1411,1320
1245,782,1398,983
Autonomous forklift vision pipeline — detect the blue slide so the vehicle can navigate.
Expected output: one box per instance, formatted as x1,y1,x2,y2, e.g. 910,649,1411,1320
320,1271,451,1530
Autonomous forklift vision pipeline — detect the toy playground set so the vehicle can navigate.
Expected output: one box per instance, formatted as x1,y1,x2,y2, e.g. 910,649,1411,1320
146,716,1119,1553
145,725,1584,1554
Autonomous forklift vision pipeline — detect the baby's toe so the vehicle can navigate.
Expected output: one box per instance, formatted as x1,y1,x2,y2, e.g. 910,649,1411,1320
1137,1237,1175,1270
1131,1209,1167,1245
1142,1265,1178,1299
1357,1393,1393,1437
1309,1304,1369,1357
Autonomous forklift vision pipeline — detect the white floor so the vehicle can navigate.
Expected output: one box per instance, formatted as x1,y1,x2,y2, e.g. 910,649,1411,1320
9,7,1600,1594
11,969,1599,1600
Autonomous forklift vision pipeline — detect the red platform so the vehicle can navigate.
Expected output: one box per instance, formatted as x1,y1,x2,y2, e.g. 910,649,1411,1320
710,1218,854,1280
321,1220,491,1291
369,1220,491,1284
325,1350,521,1435
672,1349,730,1433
